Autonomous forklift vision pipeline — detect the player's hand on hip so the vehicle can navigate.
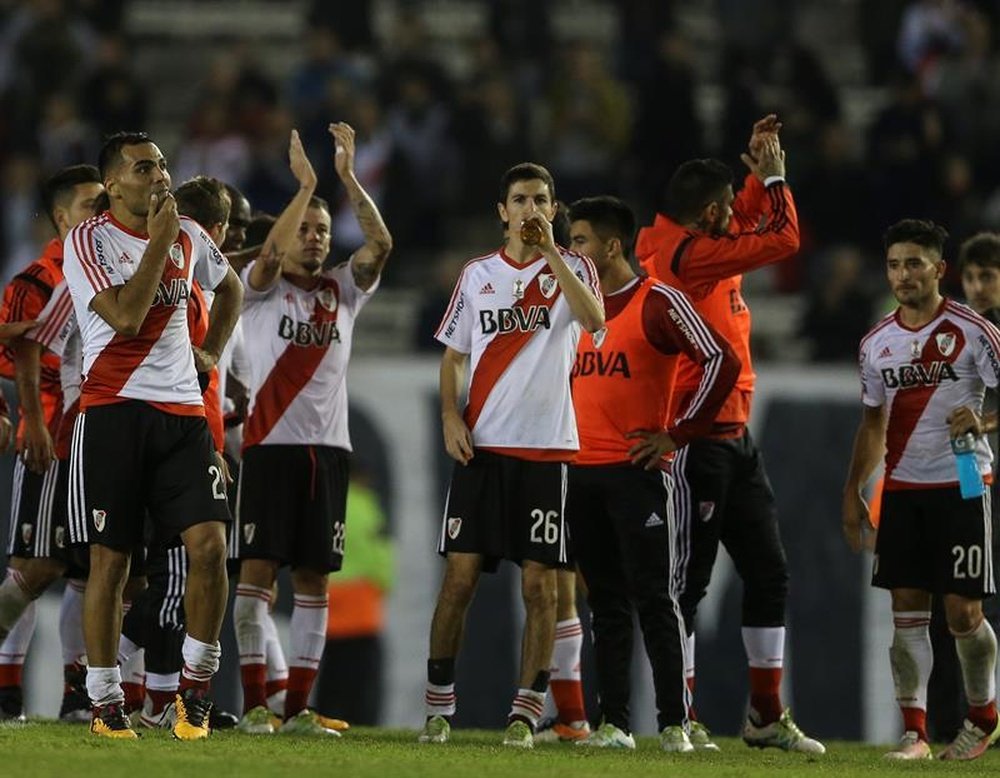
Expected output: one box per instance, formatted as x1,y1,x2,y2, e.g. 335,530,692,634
328,122,356,180
947,405,981,438
148,189,180,246
625,429,676,470
289,129,318,190
841,491,873,553
442,411,474,465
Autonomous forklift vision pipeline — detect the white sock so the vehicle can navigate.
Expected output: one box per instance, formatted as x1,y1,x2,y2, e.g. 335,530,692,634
742,626,785,669
145,671,179,693
117,634,141,666
263,610,288,715
181,635,221,683
425,682,456,717
289,594,328,674
86,665,123,707
0,569,34,638
954,618,998,707
121,647,145,687
890,611,932,710
509,688,545,730
551,618,583,681
59,579,87,665
0,600,37,671
234,584,269,669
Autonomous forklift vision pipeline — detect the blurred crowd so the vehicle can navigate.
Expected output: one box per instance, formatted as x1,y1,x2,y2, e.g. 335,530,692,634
3,0,1000,361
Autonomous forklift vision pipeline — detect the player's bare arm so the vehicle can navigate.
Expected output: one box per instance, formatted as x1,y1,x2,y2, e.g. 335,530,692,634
530,216,604,333
91,189,177,335
947,405,983,438
13,338,54,474
0,320,37,343
440,346,474,465
842,404,888,553
197,266,243,372
248,129,317,292
329,122,393,292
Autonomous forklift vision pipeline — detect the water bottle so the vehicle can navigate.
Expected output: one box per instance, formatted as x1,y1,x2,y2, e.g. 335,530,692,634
952,433,985,500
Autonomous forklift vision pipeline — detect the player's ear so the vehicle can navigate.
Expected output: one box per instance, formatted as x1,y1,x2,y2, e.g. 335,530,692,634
497,202,508,225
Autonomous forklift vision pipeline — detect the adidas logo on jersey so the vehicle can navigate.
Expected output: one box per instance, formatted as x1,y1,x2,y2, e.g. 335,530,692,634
479,282,495,295
645,513,665,528
877,346,892,359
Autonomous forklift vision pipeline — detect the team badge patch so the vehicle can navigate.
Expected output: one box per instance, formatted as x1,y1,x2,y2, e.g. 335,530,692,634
447,517,462,540
698,501,715,522
592,327,607,349
936,332,956,357
539,273,558,299
92,509,106,532
317,287,338,313
55,526,65,549
21,523,32,545
243,523,256,545
169,243,185,269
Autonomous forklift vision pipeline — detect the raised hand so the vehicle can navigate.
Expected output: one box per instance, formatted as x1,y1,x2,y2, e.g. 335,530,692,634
741,134,785,181
748,113,782,158
329,122,357,182
289,129,318,190
147,189,180,246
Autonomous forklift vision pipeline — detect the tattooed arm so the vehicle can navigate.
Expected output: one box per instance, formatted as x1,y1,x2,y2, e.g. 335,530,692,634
329,122,393,292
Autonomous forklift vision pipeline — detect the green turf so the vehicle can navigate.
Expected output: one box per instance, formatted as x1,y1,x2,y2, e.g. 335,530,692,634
2,722,997,777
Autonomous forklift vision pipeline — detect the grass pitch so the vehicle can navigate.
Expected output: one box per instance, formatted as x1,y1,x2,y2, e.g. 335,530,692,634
2,722,997,778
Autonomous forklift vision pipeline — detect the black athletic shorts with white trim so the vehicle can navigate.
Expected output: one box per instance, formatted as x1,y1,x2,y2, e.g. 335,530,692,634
6,457,87,576
68,401,230,551
439,449,568,572
874,485,996,598
234,444,350,573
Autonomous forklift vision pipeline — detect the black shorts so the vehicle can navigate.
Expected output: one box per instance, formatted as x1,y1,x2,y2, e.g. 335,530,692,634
234,444,350,573
438,449,568,572
6,457,87,577
68,401,231,553
874,486,996,598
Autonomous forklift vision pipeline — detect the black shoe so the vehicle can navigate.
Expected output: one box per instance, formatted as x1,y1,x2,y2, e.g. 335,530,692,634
0,685,26,722
59,663,91,722
90,703,139,739
208,705,238,730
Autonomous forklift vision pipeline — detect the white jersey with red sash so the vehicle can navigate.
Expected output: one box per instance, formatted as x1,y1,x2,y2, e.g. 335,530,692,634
435,246,601,457
240,260,377,450
859,299,1000,488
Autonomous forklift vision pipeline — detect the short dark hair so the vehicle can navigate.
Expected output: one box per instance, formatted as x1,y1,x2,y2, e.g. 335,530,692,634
224,183,250,224
568,196,637,256
308,195,330,216
662,159,733,223
41,164,101,230
498,162,556,205
958,232,1000,271
551,201,571,246
94,190,110,213
98,131,153,180
245,214,277,248
882,218,949,257
174,176,231,231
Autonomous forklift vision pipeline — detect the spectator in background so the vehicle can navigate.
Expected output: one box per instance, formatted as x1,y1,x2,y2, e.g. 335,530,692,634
79,33,147,138
36,93,97,174
413,254,464,353
544,43,631,204
799,246,876,362
314,470,394,726
173,100,251,187
628,28,704,213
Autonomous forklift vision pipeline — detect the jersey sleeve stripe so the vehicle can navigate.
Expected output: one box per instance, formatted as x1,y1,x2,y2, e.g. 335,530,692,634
947,302,1000,356
434,261,475,341
73,222,112,292
33,292,74,347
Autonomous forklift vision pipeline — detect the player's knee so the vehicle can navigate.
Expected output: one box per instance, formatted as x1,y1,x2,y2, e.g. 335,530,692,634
522,573,557,613
945,600,983,635
439,574,477,609
89,546,130,587
186,533,227,573
11,557,64,598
